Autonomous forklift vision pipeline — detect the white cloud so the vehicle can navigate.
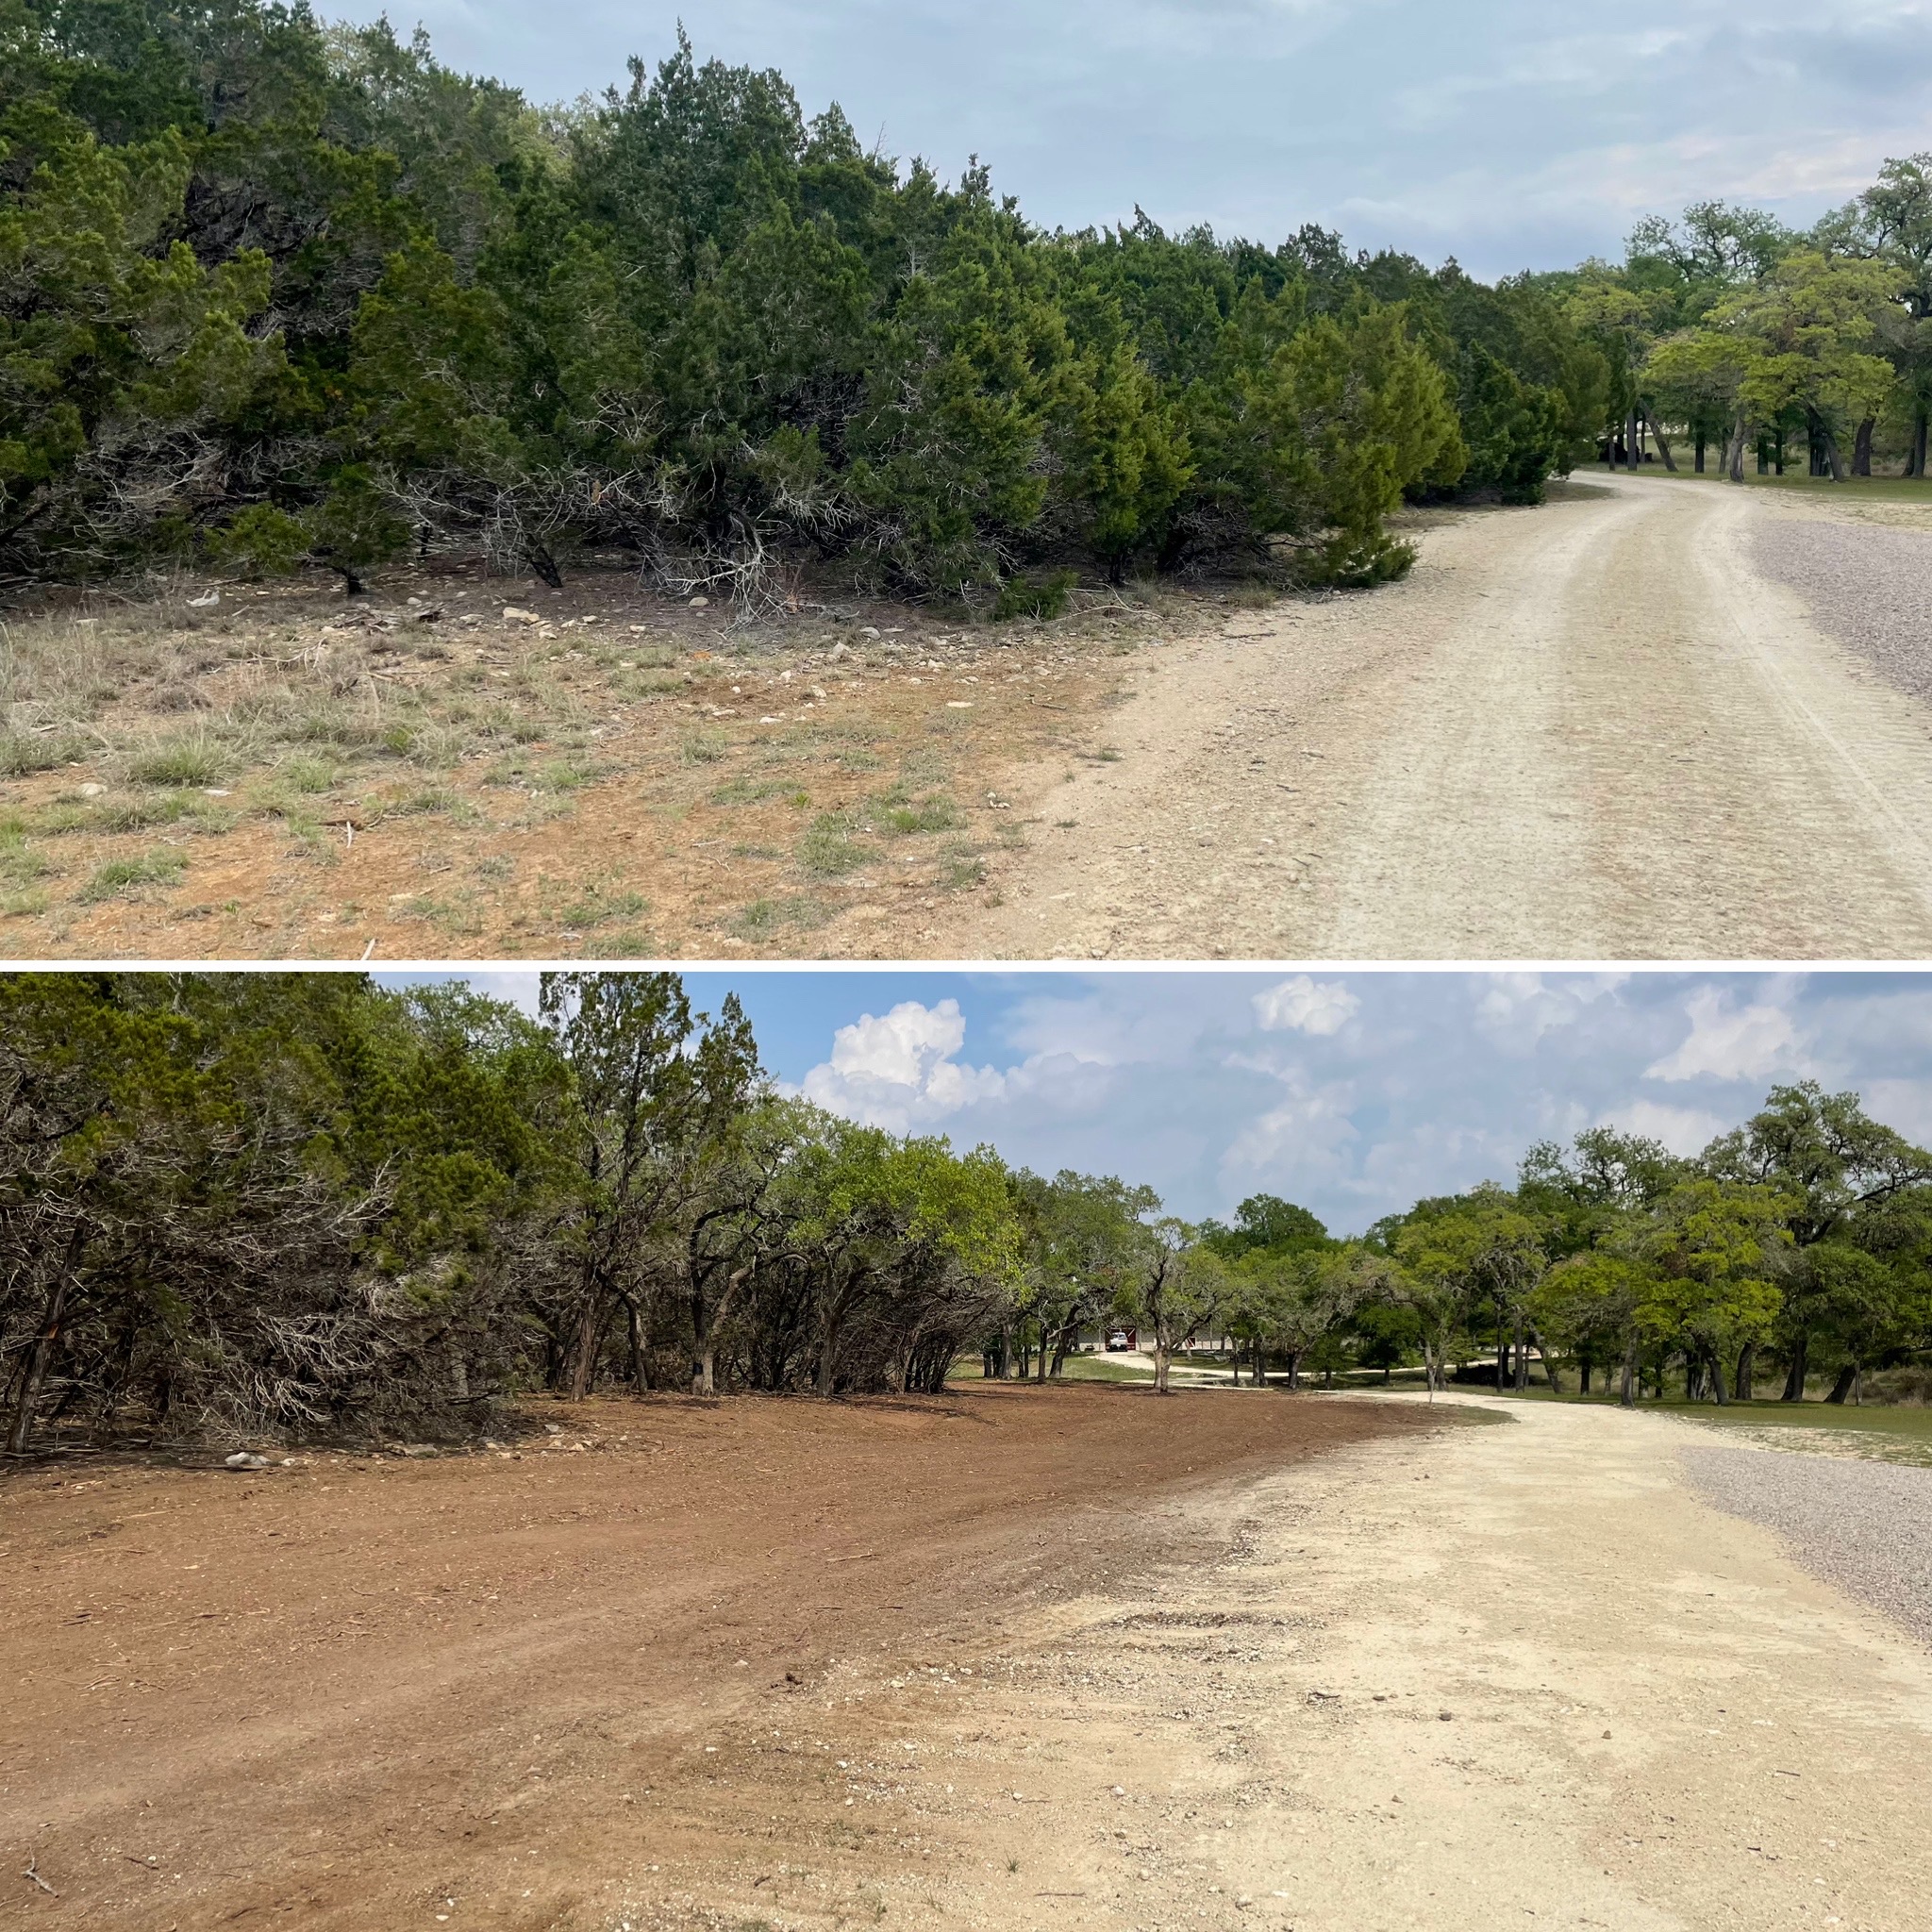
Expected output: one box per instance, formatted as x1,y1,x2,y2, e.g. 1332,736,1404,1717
1598,1098,1729,1157
1253,974,1360,1037
1644,988,1807,1084
1474,971,1626,1051
799,998,1009,1132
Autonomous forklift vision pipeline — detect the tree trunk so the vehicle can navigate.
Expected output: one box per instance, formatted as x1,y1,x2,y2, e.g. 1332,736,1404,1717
1285,1349,1302,1391
6,1270,73,1456
1642,408,1677,471
1727,417,1748,483
1824,1361,1857,1405
569,1293,604,1400
1823,425,1847,483
625,1295,650,1394
1852,416,1874,476
1734,1341,1756,1403
1708,1349,1729,1406
1530,1327,1559,1393
1513,1320,1530,1392
1153,1340,1172,1394
1624,407,1641,471
817,1309,841,1397
1580,1359,1592,1393
1781,1332,1809,1402
1910,406,1929,478
1694,433,1707,474
1620,1335,1638,1407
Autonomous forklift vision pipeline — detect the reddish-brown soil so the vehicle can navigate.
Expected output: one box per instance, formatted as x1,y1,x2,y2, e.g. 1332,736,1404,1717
0,1384,1426,1929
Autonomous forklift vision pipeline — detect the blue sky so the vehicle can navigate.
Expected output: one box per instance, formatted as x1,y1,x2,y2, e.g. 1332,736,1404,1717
334,1,1932,276
387,970,1932,1236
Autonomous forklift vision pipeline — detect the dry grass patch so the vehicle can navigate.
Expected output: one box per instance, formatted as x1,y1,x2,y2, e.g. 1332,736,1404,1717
0,562,1245,957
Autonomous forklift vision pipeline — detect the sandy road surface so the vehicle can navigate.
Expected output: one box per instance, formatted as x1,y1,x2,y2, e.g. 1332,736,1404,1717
8,1391,1931,1931
936,475,1932,959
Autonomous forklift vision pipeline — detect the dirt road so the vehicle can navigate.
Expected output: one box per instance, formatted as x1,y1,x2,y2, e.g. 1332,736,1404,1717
0,1386,1416,1931
8,1390,1930,1931
938,475,1932,959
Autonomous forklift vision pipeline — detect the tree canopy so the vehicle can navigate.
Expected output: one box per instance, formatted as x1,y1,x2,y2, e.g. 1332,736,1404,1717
0,3,1610,601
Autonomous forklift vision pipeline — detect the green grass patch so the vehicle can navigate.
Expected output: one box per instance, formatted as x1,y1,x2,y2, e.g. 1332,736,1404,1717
874,791,959,836
125,732,235,788
556,884,649,930
76,848,188,902
710,774,799,808
798,810,874,876
0,730,85,776
732,893,836,938
682,729,731,765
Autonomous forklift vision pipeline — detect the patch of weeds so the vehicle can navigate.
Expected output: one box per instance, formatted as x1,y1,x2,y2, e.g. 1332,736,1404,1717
733,894,835,937
528,757,599,793
710,774,799,808
1096,745,1122,762
682,729,731,765
557,883,649,929
875,791,958,836
92,791,236,834
0,731,85,776
0,825,49,886
1,888,49,918
76,848,188,902
470,854,514,881
940,845,987,890
392,891,484,936
798,809,875,876
125,730,234,788
278,755,343,793
385,786,465,819
578,926,650,958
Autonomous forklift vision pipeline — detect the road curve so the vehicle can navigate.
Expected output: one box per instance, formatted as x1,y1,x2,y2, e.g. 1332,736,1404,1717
935,474,1932,960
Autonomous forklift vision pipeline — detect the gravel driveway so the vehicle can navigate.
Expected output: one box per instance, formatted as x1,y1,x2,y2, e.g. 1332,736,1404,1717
1680,1440,1932,1646
1752,515,1932,707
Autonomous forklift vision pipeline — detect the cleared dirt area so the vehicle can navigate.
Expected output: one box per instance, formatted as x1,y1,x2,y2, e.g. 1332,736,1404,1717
0,1383,1424,1930
931,473,1932,960
8,1390,1931,1931
0,566,1226,960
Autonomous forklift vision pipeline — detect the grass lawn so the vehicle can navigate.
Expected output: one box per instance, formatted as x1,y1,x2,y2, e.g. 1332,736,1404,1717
1643,468,1932,505
1475,1383,1932,1464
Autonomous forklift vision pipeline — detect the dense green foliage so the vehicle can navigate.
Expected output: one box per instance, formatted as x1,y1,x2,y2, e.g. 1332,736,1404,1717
0,2,1607,602
0,970,1030,1446
1554,158,1932,478
8,973,1929,1451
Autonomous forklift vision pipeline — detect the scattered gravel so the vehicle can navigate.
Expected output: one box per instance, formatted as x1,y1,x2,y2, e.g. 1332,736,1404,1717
1752,517,1932,706
1680,1441,1932,1646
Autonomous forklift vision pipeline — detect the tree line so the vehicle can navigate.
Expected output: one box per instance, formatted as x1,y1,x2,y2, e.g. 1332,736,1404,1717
1174,1084,1932,1409
7,970,1928,1453
1557,165,1932,480
0,1,1613,608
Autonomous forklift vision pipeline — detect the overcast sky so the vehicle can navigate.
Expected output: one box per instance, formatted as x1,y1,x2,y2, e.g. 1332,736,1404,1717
331,1,1932,277
391,970,1932,1236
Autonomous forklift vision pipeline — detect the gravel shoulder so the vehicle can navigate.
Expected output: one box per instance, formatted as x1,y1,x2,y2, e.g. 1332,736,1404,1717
1750,508,1932,708
934,473,1932,960
1680,1438,1932,1648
